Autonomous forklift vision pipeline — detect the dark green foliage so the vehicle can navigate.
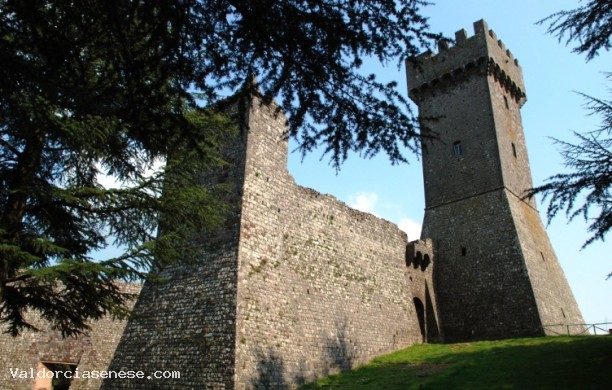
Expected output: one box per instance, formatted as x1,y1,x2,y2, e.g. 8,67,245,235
538,0,612,61
533,1,611,275
531,83,612,260
191,0,439,167
1,1,438,335
0,0,233,336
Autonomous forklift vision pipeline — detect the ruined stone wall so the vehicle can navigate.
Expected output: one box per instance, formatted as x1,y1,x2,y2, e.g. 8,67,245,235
232,97,433,388
102,101,252,389
90,94,433,389
0,86,433,389
0,283,141,390
102,249,239,389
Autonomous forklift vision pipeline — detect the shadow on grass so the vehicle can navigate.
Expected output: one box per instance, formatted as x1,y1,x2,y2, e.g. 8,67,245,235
300,336,612,390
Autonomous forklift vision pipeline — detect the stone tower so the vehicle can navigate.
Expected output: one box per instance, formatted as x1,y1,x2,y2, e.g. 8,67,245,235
407,20,584,341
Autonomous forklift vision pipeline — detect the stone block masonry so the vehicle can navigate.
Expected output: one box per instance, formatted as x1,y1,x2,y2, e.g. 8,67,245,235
0,283,141,390
409,19,584,341
103,249,240,389
101,93,437,389
235,97,438,388
0,19,585,390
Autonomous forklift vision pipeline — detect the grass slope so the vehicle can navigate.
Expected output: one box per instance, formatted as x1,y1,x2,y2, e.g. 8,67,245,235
300,336,612,389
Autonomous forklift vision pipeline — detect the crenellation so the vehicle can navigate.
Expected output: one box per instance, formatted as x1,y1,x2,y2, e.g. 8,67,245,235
437,39,450,51
414,20,584,342
407,19,525,105
0,19,585,390
474,19,488,35
455,28,468,43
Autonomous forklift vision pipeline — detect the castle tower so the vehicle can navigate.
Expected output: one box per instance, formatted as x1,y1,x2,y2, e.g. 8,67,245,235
407,20,584,341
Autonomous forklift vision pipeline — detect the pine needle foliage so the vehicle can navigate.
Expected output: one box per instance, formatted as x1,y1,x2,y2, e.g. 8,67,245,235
1,1,439,335
538,0,612,61
531,82,612,263
0,0,233,336
533,1,611,278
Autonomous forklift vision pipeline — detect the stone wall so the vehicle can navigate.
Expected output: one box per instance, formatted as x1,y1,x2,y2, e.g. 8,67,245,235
408,20,584,341
233,96,434,388
102,249,239,389
422,191,543,340
0,19,587,389
97,94,435,389
0,95,435,390
507,194,585,332
102,98,251,389
0,283,141,390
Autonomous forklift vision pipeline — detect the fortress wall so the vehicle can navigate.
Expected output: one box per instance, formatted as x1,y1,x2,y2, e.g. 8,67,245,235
0,18,588,390
0,89,429,390
101,108,253,389
421,190,543,341
232,97,430,388
417,70,503,207
0,283,141,390
507,195,585,332
102,248,240,389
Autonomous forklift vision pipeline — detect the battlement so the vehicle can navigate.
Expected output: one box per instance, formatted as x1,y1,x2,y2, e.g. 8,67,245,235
407,20,526,104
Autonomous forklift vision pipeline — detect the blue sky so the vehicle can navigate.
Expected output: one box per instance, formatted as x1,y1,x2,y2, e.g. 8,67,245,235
94,0,609,328
287,0,611,326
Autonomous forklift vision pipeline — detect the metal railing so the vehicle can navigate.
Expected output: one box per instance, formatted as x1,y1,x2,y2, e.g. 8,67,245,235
542,322,612,336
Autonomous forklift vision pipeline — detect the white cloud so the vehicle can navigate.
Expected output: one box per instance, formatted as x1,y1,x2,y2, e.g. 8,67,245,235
96,158,165,189
347,192,422,240
398,218,422,241
347,191,379,214
97,171,120,189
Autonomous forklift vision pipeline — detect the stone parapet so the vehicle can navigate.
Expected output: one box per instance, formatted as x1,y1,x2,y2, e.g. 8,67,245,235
407,19,526,105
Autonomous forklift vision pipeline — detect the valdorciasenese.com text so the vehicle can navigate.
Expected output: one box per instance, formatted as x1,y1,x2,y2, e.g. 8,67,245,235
8,367,181,380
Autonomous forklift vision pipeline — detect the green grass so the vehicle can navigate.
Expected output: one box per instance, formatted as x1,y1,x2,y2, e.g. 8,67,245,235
300,336,612,389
